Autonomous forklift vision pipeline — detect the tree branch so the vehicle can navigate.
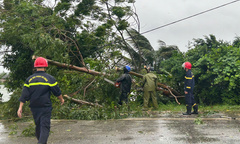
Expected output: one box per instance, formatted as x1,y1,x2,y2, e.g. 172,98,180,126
63,95,103,107
83,78,96,99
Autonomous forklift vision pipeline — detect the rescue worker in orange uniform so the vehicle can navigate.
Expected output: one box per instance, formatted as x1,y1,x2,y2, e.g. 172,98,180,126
17,57,64,144
182,62,198,115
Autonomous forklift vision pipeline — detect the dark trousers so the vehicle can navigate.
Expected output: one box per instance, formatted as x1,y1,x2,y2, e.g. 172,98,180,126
118,92,129,105
31,107,52,144
185,91,196,106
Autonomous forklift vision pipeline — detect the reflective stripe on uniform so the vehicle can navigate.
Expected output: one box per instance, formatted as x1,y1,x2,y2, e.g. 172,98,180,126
185,76,194,79
186,86,191,89
24,82,58,87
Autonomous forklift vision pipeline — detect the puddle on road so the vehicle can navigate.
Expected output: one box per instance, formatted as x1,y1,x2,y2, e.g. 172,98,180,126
167,120,220,143
167,118,240,144
0,122,8,142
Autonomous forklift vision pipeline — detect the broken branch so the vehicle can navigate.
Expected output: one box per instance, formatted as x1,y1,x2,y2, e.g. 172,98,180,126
63,95,103,107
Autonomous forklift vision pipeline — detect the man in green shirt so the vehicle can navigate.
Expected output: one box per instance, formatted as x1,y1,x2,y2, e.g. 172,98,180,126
142,66,158,110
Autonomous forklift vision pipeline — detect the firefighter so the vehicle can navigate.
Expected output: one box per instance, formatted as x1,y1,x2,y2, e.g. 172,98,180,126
182,62,198,115
116,65,132,105
142,66,158,110
17,57,64,144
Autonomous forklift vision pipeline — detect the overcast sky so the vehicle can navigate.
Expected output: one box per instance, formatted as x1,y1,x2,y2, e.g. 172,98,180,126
1,0,240,73
134,0,240,52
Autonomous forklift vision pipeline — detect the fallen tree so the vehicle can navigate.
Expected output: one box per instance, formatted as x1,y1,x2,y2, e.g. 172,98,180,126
32,56,183,105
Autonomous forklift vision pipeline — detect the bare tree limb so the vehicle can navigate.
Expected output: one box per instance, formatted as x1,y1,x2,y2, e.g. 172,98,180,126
63,95,103,107
83,78,96,99
52,25,85,66
165,86,181,105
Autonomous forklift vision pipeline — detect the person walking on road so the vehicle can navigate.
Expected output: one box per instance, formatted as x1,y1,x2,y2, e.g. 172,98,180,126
17,57,64,144
142,66,158,110
182,62,198,115
116,65,132,105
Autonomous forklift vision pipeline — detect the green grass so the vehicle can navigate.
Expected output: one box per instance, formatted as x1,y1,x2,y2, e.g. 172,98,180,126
156,104,240,117
157,104,240,113
199,105,240,111
2,101,240,121
158,103,185,112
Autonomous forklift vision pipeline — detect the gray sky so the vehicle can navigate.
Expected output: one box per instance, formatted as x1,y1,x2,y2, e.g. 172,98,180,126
134,0,240,52
1,0,240,73
0,59,6,73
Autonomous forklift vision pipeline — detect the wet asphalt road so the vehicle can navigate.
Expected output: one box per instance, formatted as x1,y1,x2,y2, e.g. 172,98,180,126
0,113,240,144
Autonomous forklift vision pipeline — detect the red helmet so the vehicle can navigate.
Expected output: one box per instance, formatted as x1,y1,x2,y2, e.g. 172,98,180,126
34,57,48,67
182,62,192,69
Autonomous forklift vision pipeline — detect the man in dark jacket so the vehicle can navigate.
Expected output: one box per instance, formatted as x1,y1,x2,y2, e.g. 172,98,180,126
116,65,132,105
182,62,198,115
17,57,64,144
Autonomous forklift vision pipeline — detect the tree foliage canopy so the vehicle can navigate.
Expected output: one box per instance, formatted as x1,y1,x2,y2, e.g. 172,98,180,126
186,35,240,104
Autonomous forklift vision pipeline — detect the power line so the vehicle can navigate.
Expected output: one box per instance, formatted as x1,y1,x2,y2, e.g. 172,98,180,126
140,0,240,35
70,0,240,52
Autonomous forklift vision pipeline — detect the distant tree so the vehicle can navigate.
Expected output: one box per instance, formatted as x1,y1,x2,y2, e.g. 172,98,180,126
154,40,182,73
122,28,155,71
158,51,185,93
232,36,240,48
186,35,240,104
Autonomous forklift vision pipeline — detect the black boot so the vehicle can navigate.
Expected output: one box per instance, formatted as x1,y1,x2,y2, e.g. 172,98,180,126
183,106,191,115
191,104,198,114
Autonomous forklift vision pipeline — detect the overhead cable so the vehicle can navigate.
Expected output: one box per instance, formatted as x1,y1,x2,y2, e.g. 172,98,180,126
140,0,240,35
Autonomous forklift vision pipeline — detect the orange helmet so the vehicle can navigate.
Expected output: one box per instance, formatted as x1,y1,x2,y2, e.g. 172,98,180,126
34,57,48,67
182,62,192,69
